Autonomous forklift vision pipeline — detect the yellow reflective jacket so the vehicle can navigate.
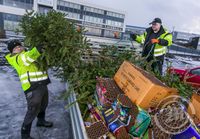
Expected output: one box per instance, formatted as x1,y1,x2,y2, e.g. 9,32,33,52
5,47,50,93
135,26,172,57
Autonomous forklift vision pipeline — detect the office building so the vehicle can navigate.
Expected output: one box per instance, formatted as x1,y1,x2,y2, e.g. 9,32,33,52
0,0,125,39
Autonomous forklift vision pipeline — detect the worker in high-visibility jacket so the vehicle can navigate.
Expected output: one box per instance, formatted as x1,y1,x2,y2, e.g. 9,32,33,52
5,40,53,139
130,18,172,75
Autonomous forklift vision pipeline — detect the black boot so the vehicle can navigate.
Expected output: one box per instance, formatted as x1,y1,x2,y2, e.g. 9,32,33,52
21,123,34,139
37,111,53,128
36,119,53,127
21,134,34,139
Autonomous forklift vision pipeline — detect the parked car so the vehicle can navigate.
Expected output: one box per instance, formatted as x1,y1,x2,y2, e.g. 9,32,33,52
168,66,200,89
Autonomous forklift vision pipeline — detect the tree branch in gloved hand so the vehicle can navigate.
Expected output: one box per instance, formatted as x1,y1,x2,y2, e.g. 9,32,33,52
130,33,137,40
158,39,169,46
151,38,159,44
36,44,46,53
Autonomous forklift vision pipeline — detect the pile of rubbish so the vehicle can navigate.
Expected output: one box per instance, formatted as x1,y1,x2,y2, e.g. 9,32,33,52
83,61,200,139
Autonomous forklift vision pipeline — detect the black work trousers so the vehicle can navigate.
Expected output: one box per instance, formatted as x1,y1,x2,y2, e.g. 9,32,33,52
144,55,164,75
23,85,49,127
151,55,164,75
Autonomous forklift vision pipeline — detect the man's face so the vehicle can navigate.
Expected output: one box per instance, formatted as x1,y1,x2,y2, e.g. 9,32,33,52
151,23,161,32
13,45,24,54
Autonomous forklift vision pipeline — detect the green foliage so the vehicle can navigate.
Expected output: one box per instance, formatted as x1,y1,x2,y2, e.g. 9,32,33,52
62,46,144,118
156,69,194,99
20,10,87,71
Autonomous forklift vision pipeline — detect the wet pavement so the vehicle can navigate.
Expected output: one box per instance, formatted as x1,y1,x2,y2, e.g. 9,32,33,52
0,67,73,139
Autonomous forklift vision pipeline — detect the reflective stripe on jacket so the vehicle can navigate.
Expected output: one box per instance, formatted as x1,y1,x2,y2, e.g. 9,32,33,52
135,26,172,57
5,47,49,92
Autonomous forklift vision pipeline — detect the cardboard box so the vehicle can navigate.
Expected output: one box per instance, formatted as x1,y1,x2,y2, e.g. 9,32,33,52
188,93,200,124
114,61,178,109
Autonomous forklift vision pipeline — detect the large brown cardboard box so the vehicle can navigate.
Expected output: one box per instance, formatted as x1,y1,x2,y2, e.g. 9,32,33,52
188,93,200,124
114,61,178,109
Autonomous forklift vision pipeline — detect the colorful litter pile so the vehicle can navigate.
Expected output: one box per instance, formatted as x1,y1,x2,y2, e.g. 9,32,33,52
84,61,200,139
85,78,151,139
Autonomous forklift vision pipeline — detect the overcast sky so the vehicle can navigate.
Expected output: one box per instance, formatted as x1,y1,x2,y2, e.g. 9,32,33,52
82,0,200,34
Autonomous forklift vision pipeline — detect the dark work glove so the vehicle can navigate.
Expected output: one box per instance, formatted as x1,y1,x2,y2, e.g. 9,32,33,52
158,39,169,46
36,44,45,53
130,33,137,40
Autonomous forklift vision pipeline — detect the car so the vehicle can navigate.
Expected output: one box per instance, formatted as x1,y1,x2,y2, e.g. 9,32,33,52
168,66,200,89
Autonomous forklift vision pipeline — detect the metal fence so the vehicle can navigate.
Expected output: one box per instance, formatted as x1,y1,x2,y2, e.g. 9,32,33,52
168,44,200,57
1,40,200,67
67,91,88,139
0,42,9,66
0,52,8,66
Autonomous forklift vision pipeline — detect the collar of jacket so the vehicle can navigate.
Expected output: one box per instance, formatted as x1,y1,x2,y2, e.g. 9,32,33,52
144,25,166,45
146,25,166,36
10,50,27,57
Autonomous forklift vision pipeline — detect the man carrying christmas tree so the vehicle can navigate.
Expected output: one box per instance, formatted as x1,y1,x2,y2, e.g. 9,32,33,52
5,40,53,139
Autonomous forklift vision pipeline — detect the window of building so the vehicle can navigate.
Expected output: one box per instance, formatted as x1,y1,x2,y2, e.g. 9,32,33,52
104,30,115,37
107,11,124,19
84,6,104,14
120,14,125,18
83,15,103,24
69,2,73,8
65,12,80,19
57,0,65,6
85,27,101,36
57,0,80,9
38,6,53,14
4,20,21,31
2,0,33,9
106,20,123,27
3,13,22,22
73,3,80,9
